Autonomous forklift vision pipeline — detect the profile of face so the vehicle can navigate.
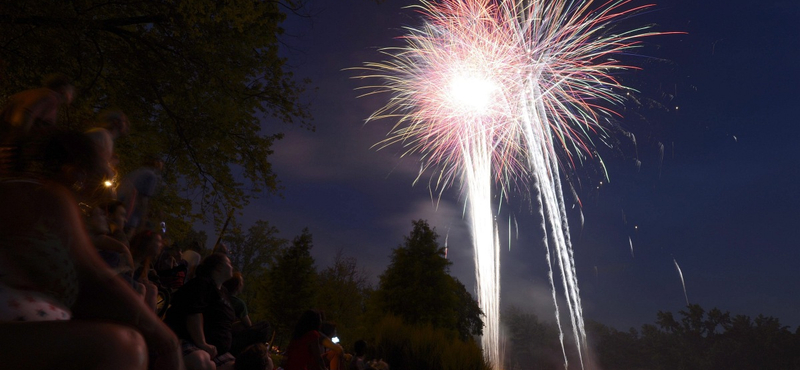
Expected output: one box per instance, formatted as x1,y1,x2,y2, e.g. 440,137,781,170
214,255,234,282
147,234,163,258
60,85,75,105
87,207,109,234
110,206,127,230
114,115,130,137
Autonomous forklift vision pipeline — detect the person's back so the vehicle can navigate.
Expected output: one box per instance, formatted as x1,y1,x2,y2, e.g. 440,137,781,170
285,310,326,370
348,340,370,370
0,178,80,318
285,329,323,370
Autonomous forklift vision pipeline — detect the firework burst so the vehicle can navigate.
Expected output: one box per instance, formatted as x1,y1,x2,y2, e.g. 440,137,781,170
355,0,672,368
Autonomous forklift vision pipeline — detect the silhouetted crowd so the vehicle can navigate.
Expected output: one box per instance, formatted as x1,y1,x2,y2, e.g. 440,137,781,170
0,75,389,370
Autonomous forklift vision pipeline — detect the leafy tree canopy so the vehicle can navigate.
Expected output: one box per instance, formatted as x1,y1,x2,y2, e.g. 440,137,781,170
0,0,311,235
375,219,483,340
317,249,372,342
268,227,317,345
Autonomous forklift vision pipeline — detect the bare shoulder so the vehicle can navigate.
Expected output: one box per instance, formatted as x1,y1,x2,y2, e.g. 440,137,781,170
36,182,79,212
0,181,80,229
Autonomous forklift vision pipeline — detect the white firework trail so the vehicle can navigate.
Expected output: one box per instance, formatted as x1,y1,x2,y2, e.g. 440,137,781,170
673,258,690,306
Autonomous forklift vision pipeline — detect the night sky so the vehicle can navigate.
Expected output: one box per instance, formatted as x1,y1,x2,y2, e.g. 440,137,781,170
216,0,800,331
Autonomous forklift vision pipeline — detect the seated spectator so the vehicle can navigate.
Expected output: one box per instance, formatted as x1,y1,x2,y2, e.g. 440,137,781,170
117,156,163,236
182,240,204,282
235,343,274,370
156,244,188,291
85,109,129,178
223,273,252,329
1,74,75,177
0,73,75,144
348,340,371,370
0,129,181,370
86,204,134,274
104,200,129,245
164,253,236,370
130,230,164,312
284,310,326,370
320,321,346,370
223,273,271,356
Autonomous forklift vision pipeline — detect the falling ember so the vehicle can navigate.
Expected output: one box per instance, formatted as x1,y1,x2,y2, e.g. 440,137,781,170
629,236,635,257
354,0,675,368
674,258,690,306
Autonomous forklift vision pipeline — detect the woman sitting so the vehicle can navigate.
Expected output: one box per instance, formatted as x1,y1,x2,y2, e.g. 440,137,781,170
284,310,327,370
164,253,236,370
223,273,272,357
0,130,181,369
130,230,165,312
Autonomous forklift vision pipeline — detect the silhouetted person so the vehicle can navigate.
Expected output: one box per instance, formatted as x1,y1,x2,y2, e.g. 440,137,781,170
0,129,182,370
1,74,75,144
164,253,237,370
85,109,130,178
285,310,326,370
117,156,164,235
235,343,273,370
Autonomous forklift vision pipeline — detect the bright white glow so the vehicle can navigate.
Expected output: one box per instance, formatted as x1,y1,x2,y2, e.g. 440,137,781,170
448,75,496,114
462,130,500,368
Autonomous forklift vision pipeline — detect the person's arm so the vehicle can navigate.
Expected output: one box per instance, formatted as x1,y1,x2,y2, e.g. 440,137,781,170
186,313,217,358
48,185,182,370
242,314,253,328
92,234,134,270
141,279,158,312
308,333,327,370
321,336,344,355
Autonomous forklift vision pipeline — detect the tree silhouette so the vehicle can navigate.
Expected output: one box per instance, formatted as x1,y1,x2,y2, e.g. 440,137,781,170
374,219,483,340
268,228,317,346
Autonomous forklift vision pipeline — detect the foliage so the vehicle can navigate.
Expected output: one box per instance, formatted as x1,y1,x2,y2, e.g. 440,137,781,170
373,219,483,341
267,227,317,346
0,0,312,235
224,220,285,277
172,228,209,255
451,277,484,340
369,314,490,370
316,249,371,345
223,220,286,322
502,306,564,370
585,304,800,370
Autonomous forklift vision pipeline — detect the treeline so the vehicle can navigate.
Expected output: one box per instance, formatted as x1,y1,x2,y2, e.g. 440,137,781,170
179,219,489,370
504,304,800,370
183,219,800,370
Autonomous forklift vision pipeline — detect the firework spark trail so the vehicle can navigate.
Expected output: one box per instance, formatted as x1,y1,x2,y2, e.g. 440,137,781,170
674,258,690,305
462,129,501,365
518,80,588,367
355,0,671,368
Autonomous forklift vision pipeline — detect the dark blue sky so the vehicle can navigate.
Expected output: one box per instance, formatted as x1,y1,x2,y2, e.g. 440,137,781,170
223,0,800,331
